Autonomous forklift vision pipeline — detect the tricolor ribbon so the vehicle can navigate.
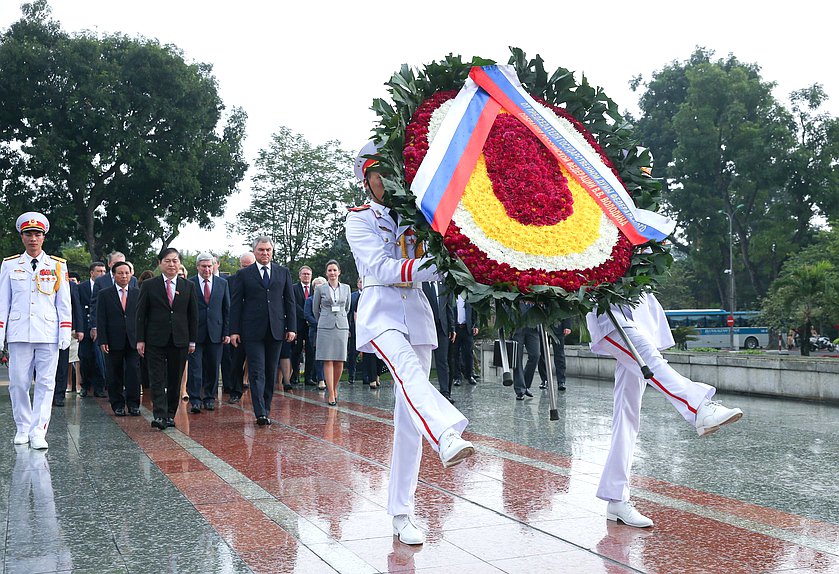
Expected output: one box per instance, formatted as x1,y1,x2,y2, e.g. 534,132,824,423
410,65,675,245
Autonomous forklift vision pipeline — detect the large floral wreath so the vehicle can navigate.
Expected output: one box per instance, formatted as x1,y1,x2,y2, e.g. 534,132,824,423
370,49,672,328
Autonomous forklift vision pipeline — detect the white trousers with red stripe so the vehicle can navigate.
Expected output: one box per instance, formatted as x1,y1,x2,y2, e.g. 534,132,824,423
371,330,468,516
595,327,715,502
8,342,58,440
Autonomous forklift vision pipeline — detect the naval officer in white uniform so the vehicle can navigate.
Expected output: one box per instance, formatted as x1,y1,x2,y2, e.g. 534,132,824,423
345,142,474,546
586,293,743,527
0,212,72,449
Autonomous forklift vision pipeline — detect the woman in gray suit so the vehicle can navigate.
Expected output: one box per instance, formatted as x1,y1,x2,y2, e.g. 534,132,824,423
313,260,351,406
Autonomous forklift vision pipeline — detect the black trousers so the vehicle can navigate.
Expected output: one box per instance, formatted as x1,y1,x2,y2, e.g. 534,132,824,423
347,335,359,380
78,337,105,393
107,342,141,411
513,327,541,395
292,327,314,384
187,341,222,405
146,339,188,420
361,352,380,384
538,335,567,385
53,347,70,401
450,324,475,381
431,323,452,396
244,334,282,419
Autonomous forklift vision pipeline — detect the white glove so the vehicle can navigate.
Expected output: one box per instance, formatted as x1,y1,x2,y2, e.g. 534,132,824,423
59,327,72,351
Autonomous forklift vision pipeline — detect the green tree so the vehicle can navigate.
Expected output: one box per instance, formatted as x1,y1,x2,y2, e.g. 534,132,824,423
761,261,838,356
633,48,835,308
231,126,355,269
0,1,248,260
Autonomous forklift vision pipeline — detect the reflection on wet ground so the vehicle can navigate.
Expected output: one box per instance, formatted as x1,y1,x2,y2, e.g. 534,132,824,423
2,372,837,573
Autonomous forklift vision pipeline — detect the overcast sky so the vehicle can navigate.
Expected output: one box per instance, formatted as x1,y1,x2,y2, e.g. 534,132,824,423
2,0,836,256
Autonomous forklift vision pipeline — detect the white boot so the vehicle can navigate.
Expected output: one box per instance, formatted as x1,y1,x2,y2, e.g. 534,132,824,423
392,514,425,545
438,428,474,468
13,432,29,445
695,399,743,437
30,436,49,450
607,500,654,528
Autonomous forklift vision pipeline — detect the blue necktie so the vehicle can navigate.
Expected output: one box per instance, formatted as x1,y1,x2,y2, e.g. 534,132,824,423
261,266,270,288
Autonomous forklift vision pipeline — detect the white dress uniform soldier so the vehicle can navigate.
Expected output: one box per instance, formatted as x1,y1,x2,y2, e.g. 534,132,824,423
586,293,743,527
0,212,72,450
345,142,475,545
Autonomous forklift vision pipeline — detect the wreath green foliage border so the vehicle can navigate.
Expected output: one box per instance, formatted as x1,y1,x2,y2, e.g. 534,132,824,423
369,47,672,330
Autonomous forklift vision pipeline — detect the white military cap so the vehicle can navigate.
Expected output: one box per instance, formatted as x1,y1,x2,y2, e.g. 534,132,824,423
353,140,381,182
16,211,50,234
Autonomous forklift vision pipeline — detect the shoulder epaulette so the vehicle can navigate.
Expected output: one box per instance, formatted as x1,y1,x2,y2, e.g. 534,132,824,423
347,205,371,212
3,254,19,261
49,255,67,262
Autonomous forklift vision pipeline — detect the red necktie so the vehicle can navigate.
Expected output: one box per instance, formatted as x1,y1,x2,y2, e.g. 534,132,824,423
120,288,127,311
204,279,211,304
304,285,309,299
167,279,174,306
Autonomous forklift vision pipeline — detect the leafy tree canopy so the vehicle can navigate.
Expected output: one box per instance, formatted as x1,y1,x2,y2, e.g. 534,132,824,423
0,0,248,260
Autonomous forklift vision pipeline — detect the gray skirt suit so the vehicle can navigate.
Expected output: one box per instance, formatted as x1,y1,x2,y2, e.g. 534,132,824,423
312,282,351,361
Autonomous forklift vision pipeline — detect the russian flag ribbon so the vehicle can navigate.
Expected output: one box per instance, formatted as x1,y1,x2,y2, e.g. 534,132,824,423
410,64,675,245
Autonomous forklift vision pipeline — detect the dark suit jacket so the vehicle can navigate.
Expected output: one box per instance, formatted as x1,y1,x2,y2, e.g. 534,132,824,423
90,272,138,329
293,282,311,332
79,279,95,335
230,262,296,342
70,282,84,332
136,275,198,348
96,284,139,351
422,282,456,335
190,275,230,344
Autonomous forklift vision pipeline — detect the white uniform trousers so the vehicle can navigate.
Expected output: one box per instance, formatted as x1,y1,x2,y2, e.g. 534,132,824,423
370,329,468,516
595,327,715,502
8,342,58,440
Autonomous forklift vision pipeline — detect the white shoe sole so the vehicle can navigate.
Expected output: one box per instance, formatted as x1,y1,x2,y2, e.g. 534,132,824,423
606,512,654,528
30,440,49,450
393,528,425,545
696,410,743,437
441,444,475,469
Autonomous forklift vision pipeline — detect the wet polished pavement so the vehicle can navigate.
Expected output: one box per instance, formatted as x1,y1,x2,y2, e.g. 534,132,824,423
2,369,838,573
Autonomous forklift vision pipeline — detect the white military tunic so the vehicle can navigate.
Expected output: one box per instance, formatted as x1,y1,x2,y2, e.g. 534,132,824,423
585,293,714,502
0,251,72,440
345,203,468,516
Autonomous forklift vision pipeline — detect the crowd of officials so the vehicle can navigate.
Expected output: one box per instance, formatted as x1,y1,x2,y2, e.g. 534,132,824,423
43,243,570,429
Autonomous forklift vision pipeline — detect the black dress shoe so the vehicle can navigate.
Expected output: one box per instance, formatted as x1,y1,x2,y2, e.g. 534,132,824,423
453,379,461,387
151,418,166,430
52,397,65,407
79,389,89,397
524,389,533,397
165,418,176,428
327,401,337,407
469,377,478,385
114,407,126,416
304,380,317,386
94,390,107,398
204,402,215,411
256,416,272,426
128,407,141,416
443,394,455,404
539,381,547,389
515,394,525,401
558,383,567,391
229,395,241,404
190,404,201,414
283,384,292,392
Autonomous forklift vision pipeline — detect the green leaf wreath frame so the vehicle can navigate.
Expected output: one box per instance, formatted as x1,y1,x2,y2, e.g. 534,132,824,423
368,47,673,330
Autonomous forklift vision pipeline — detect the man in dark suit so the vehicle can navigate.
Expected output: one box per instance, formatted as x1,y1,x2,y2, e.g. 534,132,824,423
450,294,479,386
136,247,198,430
221,252,255,403
422,280,457,402
346,278,362,383
187,253,230,413
52,273,85,407
291,265,313,385
96,262,141,416
78,261,107,397
230,237,296,426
